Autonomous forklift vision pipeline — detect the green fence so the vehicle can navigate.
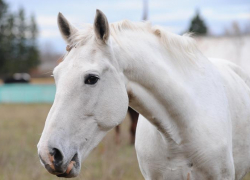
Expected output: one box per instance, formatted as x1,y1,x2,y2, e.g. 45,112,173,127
0,84,56,103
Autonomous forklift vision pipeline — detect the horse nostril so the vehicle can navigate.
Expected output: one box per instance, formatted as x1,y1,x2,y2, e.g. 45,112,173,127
51,148,63,166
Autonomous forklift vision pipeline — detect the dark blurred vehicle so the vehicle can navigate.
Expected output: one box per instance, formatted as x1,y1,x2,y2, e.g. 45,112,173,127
4,73,31,84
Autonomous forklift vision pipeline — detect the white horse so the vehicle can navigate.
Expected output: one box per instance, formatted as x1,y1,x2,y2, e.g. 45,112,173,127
37,10,250,180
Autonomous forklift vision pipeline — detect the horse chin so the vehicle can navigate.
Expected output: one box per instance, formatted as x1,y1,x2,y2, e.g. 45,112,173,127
56,161,81,178
56,167,80,178
55,153,81,178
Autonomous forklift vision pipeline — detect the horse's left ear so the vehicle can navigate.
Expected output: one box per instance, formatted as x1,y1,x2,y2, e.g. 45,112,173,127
94,9,110,43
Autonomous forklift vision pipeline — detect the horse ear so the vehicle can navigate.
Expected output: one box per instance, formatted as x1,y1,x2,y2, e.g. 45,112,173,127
94,9,110,43
57,12,77,43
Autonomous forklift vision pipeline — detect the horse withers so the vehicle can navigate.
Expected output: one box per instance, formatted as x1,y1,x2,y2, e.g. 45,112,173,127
38,10,250,179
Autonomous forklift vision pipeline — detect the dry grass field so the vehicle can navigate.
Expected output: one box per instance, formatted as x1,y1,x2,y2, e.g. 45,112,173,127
0,104,143,180
1,104,250,180
31,78,55,84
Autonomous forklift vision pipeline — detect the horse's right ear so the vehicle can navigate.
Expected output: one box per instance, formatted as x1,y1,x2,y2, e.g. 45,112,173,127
57,12,77,44
94,9,110,43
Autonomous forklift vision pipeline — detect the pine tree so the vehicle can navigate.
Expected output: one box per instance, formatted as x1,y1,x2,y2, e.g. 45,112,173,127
16,8,28,73
188,10,208,35
27,14,40,70
0,0,8,73
2,14,16,75
0,0,40,77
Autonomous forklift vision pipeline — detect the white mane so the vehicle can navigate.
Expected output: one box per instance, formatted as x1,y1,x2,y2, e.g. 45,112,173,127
68,20,198,62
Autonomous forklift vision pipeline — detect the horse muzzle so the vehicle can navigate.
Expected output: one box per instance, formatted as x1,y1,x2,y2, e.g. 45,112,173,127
38,145,80,178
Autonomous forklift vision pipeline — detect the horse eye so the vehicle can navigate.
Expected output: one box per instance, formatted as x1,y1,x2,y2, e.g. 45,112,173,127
85,75,99,85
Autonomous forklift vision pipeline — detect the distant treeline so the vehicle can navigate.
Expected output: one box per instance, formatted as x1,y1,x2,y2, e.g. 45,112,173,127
0,0,40,77
188,10,207,35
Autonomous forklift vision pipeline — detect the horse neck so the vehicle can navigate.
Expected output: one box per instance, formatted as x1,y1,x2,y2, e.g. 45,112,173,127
112,31,207,144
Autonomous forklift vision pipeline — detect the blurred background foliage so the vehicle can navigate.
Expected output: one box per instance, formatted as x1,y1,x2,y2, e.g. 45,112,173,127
0,0,39,77
188,10,208,35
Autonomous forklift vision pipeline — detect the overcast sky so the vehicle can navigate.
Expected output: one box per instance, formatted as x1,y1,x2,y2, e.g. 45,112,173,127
6,0,250,53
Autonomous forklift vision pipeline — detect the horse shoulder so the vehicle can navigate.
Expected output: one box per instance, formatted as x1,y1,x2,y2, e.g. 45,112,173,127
135,115,193,180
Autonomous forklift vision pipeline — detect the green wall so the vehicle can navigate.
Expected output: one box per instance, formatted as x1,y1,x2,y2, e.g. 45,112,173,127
0,84,56,103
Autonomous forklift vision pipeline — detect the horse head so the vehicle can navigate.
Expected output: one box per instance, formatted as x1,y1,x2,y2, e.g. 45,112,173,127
37,10,128,178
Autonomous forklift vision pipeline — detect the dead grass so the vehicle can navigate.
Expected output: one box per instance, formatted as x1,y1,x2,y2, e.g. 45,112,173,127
1,104,250,180
30,78,55,84
0,104,143,180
